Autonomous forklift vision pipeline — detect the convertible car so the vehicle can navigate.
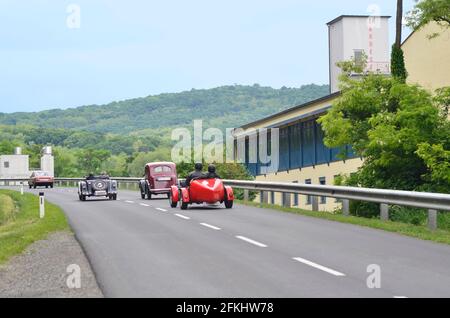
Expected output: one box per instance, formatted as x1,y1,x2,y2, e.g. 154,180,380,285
169,178,234,210
78,175,118,201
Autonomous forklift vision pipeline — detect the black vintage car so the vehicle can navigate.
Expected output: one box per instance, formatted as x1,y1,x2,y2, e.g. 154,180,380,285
78,175,118,201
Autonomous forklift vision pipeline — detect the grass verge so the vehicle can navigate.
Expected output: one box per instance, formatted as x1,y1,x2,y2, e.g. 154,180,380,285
0,190,69,264
236,200,450,246
0,193,16,225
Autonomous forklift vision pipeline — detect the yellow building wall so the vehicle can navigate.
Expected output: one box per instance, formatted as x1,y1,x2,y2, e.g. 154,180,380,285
254,158,364,212
402,23,450,91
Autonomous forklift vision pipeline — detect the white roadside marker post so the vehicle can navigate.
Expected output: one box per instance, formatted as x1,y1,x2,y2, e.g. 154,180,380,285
39,192,45,219
20,182,24,195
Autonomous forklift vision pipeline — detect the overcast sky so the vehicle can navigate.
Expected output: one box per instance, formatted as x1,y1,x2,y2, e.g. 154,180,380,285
0,0,416,113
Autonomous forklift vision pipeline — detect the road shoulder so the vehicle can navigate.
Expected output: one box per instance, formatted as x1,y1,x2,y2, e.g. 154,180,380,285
0,231,103,298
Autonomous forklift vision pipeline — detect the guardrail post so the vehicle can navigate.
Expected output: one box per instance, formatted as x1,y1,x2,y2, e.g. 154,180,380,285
380,203,389,221
282,193,291,208
260,191,268,204
243,189,249,202
428,209,438,231
311,196,319,211
342,199,350,216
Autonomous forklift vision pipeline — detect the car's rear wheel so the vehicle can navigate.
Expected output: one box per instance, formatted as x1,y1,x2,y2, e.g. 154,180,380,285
79,194,86,201
113,194,117,200
225,200,233,209
147,192,152,200
169,192,178,208
181,201,188,210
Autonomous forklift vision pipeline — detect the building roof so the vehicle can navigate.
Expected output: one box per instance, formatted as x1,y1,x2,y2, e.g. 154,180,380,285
239,91,340,130
326,15,391,26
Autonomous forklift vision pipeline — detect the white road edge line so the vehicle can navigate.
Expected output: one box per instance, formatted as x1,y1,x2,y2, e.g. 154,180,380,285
156,208,168,212
293,257,346,277
175,213,190,220
200,223,221,231
125,200,134,204
235,236,267,248
140,203,150,207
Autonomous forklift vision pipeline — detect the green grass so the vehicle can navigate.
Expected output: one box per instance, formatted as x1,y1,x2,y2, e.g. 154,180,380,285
237,200,450,246
0,190,70,264
0,193,16,225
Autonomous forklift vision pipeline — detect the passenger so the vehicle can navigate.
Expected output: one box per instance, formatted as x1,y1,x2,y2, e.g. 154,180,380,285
185,163,204,186
205,164,221,179
87,173,95,180
101,171,109,178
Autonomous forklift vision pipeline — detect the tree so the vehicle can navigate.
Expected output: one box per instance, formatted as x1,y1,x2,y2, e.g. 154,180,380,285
391,0,408,82
407,0,450,37
395,0,404,47
76,148,111,175
391,44,408,82
318,59,450,216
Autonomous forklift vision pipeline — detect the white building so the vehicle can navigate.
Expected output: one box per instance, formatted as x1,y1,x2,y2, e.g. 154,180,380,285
328,15,391,93
0,146,54,179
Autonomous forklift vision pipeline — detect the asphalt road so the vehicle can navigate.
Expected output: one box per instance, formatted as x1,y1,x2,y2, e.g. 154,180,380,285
15,187,450,297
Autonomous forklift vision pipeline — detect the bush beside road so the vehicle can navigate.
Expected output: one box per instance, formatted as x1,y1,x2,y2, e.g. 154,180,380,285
0,190,69,264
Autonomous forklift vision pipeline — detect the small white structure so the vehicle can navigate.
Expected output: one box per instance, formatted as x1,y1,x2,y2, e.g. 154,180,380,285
0,146,54,179
327,15,391,93
0,147,30,179
41,146,54,177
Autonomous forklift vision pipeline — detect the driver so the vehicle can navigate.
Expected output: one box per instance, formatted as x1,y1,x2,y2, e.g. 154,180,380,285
185,163,204,186
205,164,221,179
87,173,95,180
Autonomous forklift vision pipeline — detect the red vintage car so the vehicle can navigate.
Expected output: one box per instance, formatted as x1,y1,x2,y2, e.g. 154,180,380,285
28,171,54,189
139,162,178,200
170,178,234,210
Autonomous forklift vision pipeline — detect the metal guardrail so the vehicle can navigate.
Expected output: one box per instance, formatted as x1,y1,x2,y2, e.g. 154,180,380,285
1,178,449,230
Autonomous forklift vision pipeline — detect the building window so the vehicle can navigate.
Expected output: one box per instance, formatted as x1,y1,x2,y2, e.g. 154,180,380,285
3,161,9,168
293,181,299,206
305,179,312,205
319,177,326,204
302,120,315,167
354,49,364,68
289,123,302,169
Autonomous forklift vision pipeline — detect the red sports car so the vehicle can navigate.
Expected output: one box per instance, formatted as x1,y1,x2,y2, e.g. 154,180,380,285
170,178,234,210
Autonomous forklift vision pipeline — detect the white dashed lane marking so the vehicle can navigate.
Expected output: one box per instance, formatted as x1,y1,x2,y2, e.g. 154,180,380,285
292,257,345,277
175,214,190,220
140,203,150,207
235,236,267,248
156,208,168,212
200,223,221,231
125,200,134,204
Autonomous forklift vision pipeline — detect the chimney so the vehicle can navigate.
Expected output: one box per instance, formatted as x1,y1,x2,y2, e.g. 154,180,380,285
14,147,22,155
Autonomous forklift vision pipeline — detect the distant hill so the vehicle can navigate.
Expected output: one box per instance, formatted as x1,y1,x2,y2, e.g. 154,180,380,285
0,84,329,134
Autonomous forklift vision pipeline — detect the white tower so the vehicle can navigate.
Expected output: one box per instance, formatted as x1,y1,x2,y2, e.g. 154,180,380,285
327,15,391,93
41,146,54,177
